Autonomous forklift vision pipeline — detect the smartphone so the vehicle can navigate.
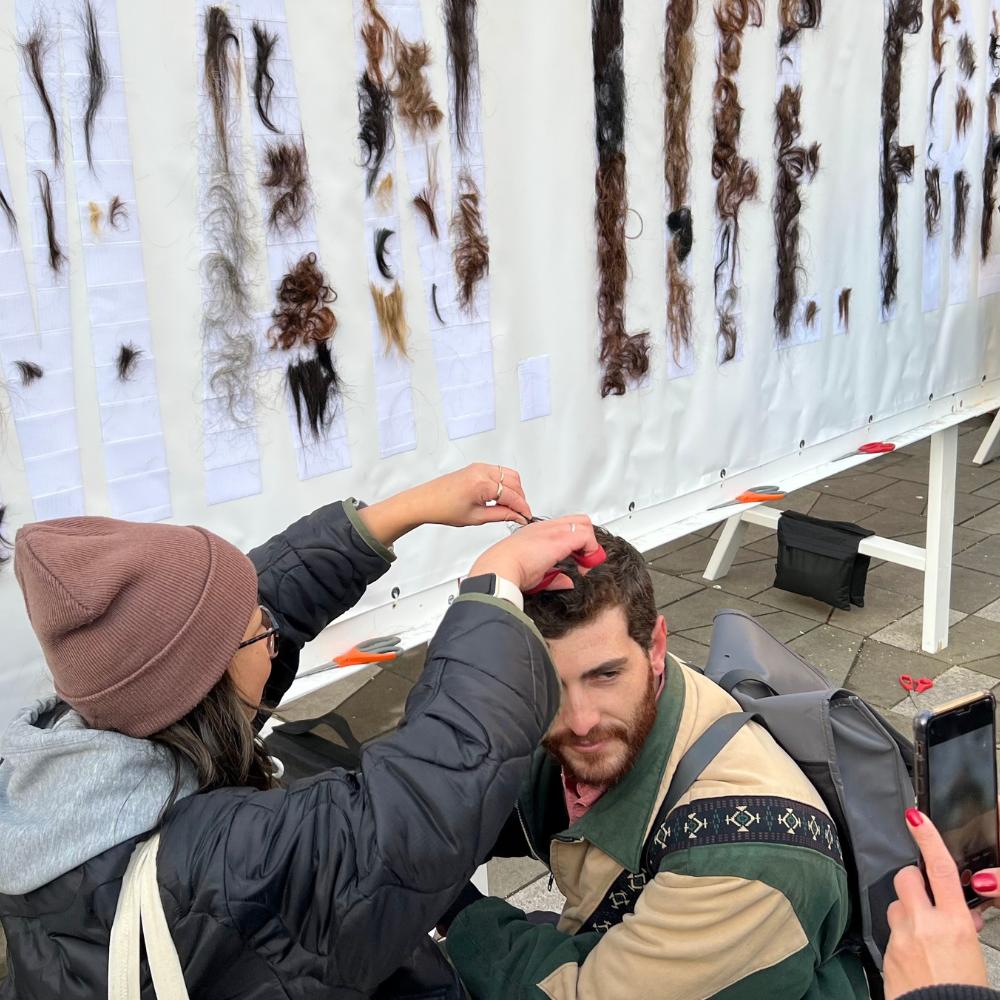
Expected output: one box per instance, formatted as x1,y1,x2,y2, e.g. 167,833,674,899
913,690,999,906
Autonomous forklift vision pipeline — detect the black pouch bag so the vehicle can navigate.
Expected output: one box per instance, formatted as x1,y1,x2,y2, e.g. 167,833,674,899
264,709,362,781
775,509,875,610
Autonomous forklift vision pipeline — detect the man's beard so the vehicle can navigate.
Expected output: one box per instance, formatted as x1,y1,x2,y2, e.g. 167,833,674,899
543,672,659,787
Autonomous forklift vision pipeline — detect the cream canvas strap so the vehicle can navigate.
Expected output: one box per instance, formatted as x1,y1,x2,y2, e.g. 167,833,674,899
108,834,190,1000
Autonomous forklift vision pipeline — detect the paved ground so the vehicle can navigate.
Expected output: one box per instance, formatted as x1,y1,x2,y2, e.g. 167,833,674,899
5,416,1000,985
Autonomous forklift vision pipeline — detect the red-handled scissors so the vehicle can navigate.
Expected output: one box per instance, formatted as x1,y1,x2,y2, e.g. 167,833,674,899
836,442,897,461
899,674,934,694
525,544,607,595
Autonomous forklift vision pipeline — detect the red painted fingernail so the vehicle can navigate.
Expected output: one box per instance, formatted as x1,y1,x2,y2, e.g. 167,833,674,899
905,808,923,827
973,872,998,893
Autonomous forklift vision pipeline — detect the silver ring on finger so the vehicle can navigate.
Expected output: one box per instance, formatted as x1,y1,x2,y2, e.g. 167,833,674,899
571,522,577,534
498,465,504,484
495,482,504,501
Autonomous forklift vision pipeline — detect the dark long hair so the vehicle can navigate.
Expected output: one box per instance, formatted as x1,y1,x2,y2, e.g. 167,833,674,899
149,672,277,820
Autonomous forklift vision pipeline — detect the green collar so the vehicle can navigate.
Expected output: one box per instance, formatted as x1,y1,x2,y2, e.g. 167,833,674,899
559,659,686,873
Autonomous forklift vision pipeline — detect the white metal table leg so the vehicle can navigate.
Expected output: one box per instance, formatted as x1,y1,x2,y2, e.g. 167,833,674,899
973,410,1000,466
922,425,958,653
703,514,748,581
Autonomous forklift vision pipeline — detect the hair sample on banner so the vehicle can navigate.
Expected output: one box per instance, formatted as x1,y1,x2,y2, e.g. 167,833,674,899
251,22,281,133
931,0,960,66
925,167,942,235
203,6,240,173
375,226,395,279
286,341,342,441
361,0,392,83
14,360,42,385
838,287,852,331
443,0,478,151
985,77,1000,261
35,169,65,274
0,505,9,566
80,0,109,174
953,168,970,258
773,85,819,339
0,186,16,240
957,33,976,79
115,343,143,382
18,18,59,167
451,170,489,310
261,139,311,234
712,0,762,363
269,252,338,351
370,281,409,356
663,0,698,361
108,194,128,231
593,0,649,396
779,0,821,46
358,69,393,196
389,32,444,138
880,0,923,317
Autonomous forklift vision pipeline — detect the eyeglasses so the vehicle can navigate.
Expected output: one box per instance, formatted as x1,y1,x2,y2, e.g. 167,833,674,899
237,605,280,659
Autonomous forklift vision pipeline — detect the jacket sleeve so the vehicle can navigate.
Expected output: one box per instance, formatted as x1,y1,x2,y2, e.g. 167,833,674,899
214,594,560,994
898,991,1000,1000
447,848,858,1000
248,499,394,707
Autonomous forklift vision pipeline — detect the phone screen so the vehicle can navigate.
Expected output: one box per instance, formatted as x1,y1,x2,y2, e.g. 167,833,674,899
925,696,998,903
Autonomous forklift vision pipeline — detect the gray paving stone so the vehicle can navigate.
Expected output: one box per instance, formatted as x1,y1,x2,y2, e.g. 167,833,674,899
681,559,776,599
813,472,900,501
755,586,834,622
924,614,1000,666
753,610,825,643
767,488,821,514
385,645,429,684
648,537,766,576
868,562,1000,614
487,857,548,899
979,907,1000,950
985,942,1000,988
648,568,703,608
976,596,1000,623
886,457,931,484
662,589,775,633
828,586,923,636
667,634,711,668
858,508,929,539
329,668,416,742
870,607,967,653
955,492,999,525
860,481,929,514
963,504,1000,535
974,480,1000,501
844,640,950,710
809,494,883,523
895,526,989,554
506,874,566,915
643,535,703,562
274,665,380,722
788,626,862,686
747,534,780,558
889,665,1000,720
955,535,1000,575
959,464,1000,492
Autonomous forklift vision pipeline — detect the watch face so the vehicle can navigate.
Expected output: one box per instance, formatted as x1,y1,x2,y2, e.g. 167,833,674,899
461,573,496,596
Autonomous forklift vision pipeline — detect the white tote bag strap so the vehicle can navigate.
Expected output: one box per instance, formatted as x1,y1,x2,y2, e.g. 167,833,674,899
108,834,190,1000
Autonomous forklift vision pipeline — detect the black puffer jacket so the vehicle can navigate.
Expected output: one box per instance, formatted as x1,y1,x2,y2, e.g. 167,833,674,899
0,500,558,998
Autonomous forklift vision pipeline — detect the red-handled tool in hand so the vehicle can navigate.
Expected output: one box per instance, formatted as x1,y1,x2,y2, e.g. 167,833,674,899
525,544,607,595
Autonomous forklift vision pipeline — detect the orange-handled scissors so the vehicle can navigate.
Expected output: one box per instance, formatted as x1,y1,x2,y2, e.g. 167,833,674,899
707,485,786,511
298,636,402,679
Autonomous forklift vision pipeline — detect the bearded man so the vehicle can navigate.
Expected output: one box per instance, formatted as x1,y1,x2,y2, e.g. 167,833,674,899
440,529,870,1000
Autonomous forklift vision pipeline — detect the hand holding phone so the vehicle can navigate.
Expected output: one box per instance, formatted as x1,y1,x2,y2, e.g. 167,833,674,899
913,691,999,906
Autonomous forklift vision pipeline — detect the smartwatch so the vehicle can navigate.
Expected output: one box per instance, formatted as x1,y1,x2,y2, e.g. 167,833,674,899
459,573,524,611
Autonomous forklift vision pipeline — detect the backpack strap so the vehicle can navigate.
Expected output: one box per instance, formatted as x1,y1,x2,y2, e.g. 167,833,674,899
576,713,753,935
716,669,777,697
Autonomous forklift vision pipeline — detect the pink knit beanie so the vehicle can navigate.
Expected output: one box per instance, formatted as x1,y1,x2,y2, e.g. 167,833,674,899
14,516,260,738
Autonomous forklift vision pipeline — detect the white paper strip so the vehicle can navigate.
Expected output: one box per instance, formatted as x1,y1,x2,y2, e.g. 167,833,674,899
195,0,263,506
58,0,172,521
7,2,85,518
240,0,351,478
352,0,417,459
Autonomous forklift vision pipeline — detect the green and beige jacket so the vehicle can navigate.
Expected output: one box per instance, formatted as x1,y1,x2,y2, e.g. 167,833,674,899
447,658,870,1000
